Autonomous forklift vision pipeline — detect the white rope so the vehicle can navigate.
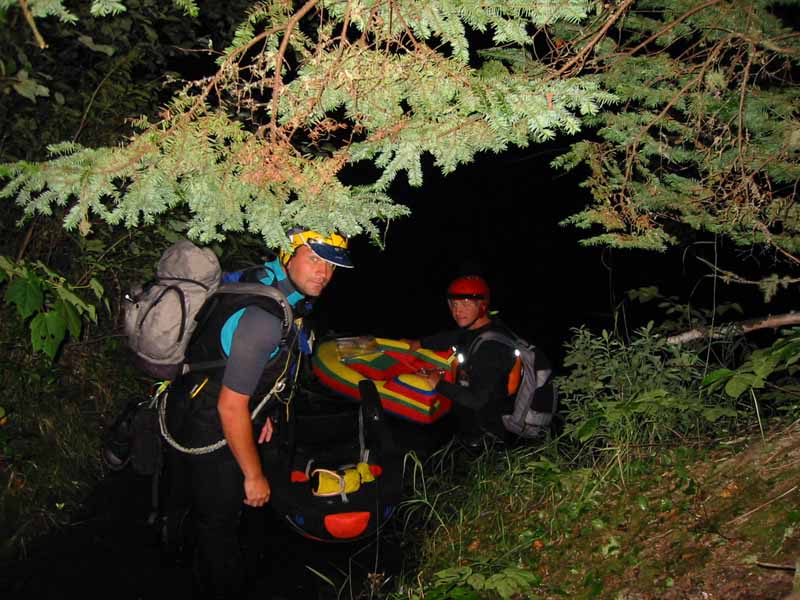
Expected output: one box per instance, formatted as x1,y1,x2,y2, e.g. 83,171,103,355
158,378,285,455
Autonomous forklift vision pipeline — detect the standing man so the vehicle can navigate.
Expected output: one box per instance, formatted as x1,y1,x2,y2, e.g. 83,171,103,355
174,228,353,598
406,275,555,447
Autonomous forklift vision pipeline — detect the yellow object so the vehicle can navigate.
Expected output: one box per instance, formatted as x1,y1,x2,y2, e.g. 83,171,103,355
312,462,375,497
279,230,349,265
357,462,375,483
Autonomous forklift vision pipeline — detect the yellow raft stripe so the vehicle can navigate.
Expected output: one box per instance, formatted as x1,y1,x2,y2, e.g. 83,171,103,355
315,340,438,413
375,337,408,350
374,337,455,370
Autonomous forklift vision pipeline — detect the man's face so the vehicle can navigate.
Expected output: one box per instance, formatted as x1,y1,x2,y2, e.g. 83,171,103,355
286,245,335,297
447,298,485,329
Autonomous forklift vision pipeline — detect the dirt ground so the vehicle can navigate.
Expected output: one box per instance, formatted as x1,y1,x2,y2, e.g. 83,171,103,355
539,420,800,599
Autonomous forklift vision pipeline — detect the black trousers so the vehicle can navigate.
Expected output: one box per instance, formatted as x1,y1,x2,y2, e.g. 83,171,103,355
188,445,246,598
162,385,267,598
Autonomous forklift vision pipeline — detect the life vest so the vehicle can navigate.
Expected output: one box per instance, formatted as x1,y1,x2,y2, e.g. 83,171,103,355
452,322,518,393
167,262,307,449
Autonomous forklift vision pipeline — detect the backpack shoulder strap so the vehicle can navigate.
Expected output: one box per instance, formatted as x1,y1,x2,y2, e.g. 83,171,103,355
215,282,293,338
467,328,532,359
184,283,294,375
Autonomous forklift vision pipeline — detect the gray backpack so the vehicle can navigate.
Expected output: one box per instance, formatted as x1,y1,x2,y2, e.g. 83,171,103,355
124,240,295,381
467,330,557,439
124,240,222,380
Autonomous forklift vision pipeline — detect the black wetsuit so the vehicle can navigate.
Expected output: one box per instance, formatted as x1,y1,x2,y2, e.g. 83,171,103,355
421,321,514,439
164,260,308,598
421,320,552,440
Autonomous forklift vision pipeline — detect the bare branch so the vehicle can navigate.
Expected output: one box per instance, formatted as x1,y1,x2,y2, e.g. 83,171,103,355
667,312,800,345
622,0,724,57
552,0,636,78
270,0,320,142
18,0,47,49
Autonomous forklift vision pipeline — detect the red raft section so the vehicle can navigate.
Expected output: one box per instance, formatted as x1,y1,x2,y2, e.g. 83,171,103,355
311,337,456,424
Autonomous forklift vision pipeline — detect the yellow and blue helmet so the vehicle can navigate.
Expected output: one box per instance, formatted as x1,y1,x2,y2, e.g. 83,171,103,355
279,228,354,269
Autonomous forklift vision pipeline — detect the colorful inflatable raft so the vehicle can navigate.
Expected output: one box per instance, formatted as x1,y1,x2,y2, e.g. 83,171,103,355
311,336,456,424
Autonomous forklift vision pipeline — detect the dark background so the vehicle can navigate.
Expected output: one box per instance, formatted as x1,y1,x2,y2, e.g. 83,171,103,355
311,144,790,368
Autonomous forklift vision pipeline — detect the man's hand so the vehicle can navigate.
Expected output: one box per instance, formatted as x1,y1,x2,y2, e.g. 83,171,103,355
244,473,271,507
401,338,421,351
423,369,443,388
258,418,273,444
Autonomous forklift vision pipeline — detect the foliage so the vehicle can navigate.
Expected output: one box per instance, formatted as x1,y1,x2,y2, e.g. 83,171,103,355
557,323,740,460
0,309,142,558
394,317,800,599
0,0,253,162
417,565,540,600
626,285,744,335
0,255,103,359
703,326,800,406
549,1,800,275
1,0,615,247
1,1,796,284
0,0,199,27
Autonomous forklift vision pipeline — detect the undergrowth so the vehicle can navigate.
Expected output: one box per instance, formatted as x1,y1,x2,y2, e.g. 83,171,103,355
388,320,800,600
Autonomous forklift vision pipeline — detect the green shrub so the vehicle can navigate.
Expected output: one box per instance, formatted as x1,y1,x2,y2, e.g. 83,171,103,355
557,323,738,464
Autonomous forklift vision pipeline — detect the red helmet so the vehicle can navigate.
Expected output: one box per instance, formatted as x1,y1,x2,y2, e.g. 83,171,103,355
447,276,490,304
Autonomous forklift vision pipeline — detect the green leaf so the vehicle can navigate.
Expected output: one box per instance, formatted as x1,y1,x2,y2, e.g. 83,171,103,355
434,566,472,585
724,374,759,399
30,311,67,359
53,286,92,315
484,574,516,600
574,416,600,442
427,585,480,600
626,286,660,303
89,277,105,300
85,303,97,323
55,298,82,339
5,276,44,319
702,406,739,422
751,353,780,379
0,255,16,275
701,368,734,388
77,35,116,56
465,573,485,590
12,70,49,102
